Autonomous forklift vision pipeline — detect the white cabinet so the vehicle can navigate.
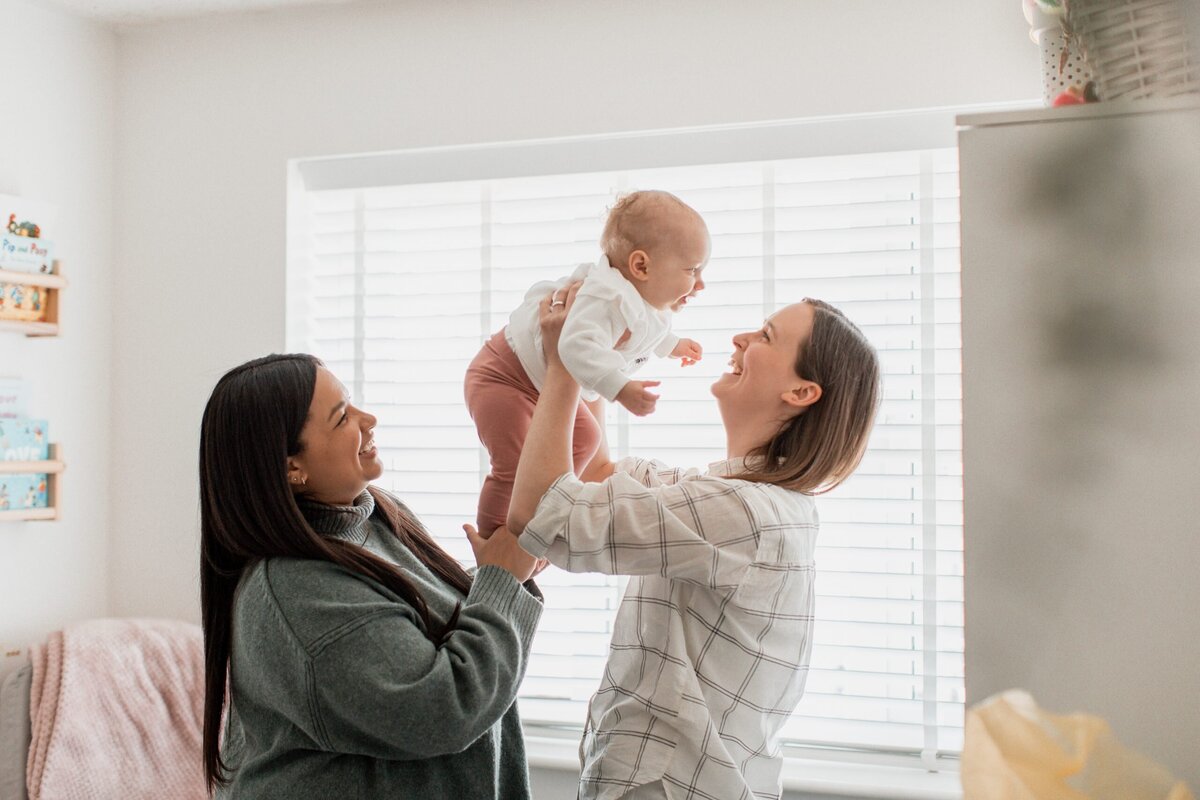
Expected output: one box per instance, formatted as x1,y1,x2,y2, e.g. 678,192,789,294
959,98,1200,786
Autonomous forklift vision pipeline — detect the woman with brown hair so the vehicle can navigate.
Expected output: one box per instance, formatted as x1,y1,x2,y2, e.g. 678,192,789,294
505,292,882,800
199,354,544,799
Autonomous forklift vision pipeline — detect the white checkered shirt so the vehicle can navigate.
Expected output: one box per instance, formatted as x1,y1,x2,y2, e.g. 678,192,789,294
518,456,818,800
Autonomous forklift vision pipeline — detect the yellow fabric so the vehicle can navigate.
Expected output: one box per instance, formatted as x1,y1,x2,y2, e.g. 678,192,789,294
961,690,1195,800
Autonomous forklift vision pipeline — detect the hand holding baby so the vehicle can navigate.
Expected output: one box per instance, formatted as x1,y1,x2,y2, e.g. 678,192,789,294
539,281,583,369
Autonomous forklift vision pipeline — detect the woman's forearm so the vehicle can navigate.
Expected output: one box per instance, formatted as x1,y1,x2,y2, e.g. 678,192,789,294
507,365,581,534
579,397,616,483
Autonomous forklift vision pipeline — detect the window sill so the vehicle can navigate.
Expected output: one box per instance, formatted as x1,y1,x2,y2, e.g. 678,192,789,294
779,757,961,800
524,735,962,800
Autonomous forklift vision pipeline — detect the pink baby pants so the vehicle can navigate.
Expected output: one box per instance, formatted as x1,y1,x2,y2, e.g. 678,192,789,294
465,330,602,536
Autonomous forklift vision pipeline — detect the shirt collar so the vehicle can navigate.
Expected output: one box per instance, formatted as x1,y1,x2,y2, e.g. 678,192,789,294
709,453,784,476
590,254,669,326
706,457,753,477
590,254,627,290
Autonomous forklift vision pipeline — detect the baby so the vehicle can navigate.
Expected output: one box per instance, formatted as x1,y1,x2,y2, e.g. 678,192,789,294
464,190,709,535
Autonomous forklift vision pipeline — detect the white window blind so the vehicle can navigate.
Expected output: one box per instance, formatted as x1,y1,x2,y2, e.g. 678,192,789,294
287,126,965,770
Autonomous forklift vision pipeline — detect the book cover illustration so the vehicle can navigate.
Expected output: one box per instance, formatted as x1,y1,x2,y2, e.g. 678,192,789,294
0,418,50,510
0,194,57,274
0,279,48,322
0,474,47,510
0,418,49,461
0,379,27,420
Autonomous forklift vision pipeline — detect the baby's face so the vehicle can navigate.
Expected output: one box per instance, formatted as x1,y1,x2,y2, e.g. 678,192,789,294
642,220,710,312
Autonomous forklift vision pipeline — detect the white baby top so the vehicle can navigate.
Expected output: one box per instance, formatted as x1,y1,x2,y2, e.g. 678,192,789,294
505,256,680,402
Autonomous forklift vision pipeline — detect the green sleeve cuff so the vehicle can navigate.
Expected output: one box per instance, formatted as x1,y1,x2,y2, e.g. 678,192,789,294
467,565,543,651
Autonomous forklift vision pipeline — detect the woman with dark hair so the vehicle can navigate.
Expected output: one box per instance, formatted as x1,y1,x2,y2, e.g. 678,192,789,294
506,292,882,800
199,354,544,799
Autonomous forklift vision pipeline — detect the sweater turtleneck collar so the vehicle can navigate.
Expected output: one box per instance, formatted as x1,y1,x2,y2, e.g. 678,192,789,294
296,489,376,542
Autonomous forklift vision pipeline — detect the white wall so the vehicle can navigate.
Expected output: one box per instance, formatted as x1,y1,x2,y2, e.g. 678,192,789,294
0,0,116,647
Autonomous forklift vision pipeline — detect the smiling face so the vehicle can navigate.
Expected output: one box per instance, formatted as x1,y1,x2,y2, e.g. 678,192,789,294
286,367,382,506
712,302,822,440
643,222,710,311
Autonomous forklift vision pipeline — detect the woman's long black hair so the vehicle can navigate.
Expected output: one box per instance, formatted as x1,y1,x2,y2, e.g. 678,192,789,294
199,353,472,792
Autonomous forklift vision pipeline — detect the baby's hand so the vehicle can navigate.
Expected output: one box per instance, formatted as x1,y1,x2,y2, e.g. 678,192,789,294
615,380,661,417
671,338,703,367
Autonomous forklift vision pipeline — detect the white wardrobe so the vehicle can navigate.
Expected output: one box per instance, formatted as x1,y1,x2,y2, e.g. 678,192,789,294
958,98,1200,787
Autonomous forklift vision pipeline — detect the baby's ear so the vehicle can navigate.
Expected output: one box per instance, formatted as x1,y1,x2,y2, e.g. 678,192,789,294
627,250,650,280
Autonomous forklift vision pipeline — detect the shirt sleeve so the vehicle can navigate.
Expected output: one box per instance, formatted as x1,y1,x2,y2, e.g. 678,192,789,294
654,331,680,358
558,294,634,401
516,467,762,592
307,565,542,760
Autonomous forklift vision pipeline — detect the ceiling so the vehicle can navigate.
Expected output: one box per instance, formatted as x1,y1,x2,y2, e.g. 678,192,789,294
24,0,354,23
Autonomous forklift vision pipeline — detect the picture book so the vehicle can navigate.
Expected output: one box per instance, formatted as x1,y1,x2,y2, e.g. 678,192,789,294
0,278,50,322
0,379,26,419
0,418,48,461
0,194,57,274
0,417,49,510
0,473,47,510
0,235,55,274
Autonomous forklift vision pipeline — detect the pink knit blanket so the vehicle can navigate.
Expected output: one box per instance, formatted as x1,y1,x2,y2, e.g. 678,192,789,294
26,618,206,800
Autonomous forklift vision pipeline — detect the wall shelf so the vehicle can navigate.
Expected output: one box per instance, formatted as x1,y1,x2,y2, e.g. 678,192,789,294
0,444,64,522
0,265,66,337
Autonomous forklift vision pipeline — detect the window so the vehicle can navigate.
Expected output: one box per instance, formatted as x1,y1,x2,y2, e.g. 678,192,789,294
287,110,965,772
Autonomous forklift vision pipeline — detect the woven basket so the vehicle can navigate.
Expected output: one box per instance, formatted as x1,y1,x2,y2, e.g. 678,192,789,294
1068,0,1200,100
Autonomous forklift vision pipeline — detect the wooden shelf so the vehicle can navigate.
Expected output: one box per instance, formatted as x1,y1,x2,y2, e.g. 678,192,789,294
0,319,57,336
0,443,63,522
0,269,66,289
0,458,65,474
0,507,56,522
0,263,65,337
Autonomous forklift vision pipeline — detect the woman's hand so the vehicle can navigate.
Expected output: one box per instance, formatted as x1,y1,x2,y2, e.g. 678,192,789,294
540,281,582,371
463,523,548,583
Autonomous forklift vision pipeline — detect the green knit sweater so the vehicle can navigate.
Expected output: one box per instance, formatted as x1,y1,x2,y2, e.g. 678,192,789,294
216,491,543,799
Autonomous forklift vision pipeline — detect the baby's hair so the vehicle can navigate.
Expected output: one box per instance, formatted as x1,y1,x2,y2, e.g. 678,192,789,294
600,190,706,267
